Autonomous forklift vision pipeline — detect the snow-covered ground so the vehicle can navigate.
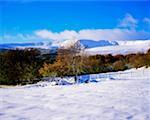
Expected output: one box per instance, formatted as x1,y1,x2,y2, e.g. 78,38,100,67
0,67,150,120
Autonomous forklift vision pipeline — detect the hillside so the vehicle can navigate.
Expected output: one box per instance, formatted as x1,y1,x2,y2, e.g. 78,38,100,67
0,67,150,120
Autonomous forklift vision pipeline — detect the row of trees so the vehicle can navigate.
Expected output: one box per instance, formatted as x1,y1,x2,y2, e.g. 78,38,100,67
39,45,150,83
0,48,56,85
0,46,150,85
0,49,41,85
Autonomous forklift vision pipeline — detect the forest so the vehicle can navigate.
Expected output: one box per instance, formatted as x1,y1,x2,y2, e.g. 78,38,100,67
0,46,150,85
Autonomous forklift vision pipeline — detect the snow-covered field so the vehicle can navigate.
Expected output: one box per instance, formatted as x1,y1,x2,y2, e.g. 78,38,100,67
0,67,150,120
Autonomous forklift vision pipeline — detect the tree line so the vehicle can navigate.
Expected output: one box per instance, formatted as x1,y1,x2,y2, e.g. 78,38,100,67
0,47,150,85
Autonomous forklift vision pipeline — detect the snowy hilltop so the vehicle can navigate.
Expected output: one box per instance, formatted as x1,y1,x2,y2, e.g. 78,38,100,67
0,67,150,120
85,39,150,55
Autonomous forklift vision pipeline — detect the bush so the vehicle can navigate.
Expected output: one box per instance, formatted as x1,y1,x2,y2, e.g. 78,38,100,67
113,60,127,71
0,49,41,85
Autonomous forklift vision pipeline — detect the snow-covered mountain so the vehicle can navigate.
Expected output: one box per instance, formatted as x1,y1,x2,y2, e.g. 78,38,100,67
86,39,150,55
0,39,150,55
59,39,118,49
60,39,150,55
77,39,118,48
0,39,118,49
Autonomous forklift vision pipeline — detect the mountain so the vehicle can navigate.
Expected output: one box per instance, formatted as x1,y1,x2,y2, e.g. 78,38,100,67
0,39,150,55
0,43,36,49
77,39,118,48
0,42,52,49
86,39,150,55
0,42,58,54
59,39,118,49
0,39,118,50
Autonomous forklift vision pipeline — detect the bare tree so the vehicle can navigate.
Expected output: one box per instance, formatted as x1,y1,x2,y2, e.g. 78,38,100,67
58,40,85,83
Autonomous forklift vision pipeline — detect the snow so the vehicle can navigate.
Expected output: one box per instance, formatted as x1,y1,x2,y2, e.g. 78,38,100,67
86,40,150,55
75,39,118,48
0,67,150,120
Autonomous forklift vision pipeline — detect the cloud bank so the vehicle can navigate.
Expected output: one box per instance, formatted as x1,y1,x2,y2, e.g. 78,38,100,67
1,28,150,44
35,29,150,41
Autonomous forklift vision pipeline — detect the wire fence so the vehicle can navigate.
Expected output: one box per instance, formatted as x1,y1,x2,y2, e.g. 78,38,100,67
78,68,150,82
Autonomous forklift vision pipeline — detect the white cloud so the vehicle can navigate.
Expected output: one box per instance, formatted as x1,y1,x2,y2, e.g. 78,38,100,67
143,18,150,25
35,29,78,40
34,29,150,41
118,13,138,29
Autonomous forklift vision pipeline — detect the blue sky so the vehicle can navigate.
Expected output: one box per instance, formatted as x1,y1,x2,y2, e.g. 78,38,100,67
0,0,150,43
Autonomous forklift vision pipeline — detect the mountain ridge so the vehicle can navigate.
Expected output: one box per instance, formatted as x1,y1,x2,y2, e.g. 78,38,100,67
0,39,150,55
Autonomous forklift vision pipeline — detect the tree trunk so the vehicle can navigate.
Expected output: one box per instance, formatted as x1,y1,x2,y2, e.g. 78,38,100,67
74,74,78,84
